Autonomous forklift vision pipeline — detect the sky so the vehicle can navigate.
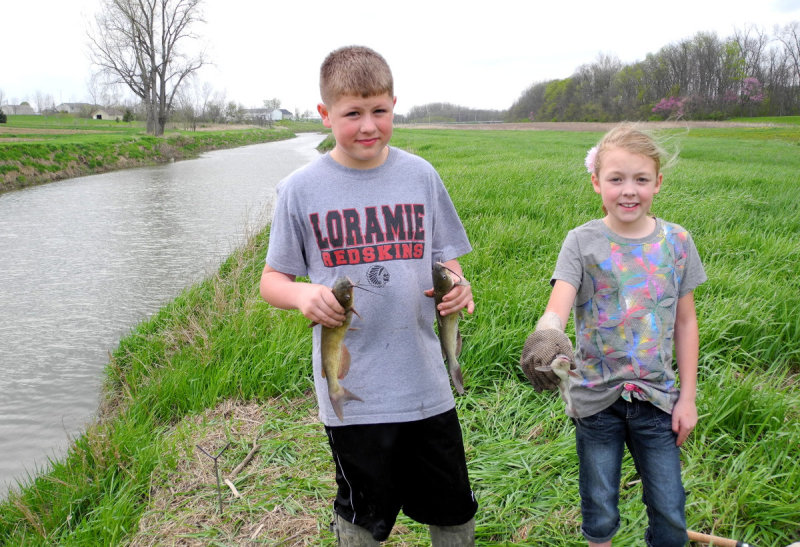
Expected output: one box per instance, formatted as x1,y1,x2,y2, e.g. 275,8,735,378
3,0,800,116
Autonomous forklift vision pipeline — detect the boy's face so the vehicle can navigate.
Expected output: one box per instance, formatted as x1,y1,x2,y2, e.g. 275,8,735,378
318,92,396,169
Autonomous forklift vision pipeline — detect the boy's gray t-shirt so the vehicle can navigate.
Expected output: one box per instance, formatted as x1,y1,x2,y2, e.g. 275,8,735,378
267,147,472,426
552,218,706,418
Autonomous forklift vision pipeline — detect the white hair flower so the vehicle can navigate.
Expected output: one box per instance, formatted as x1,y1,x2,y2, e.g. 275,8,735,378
584,146,598,174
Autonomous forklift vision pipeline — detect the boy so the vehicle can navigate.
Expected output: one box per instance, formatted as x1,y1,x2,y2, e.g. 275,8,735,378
260,46,478,545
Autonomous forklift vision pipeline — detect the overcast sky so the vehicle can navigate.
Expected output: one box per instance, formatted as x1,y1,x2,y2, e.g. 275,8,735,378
3,0,800,115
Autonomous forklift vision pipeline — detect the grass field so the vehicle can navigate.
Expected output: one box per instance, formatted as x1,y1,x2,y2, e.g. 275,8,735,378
0,124,798,545
0,115,326,192
729,115,800,125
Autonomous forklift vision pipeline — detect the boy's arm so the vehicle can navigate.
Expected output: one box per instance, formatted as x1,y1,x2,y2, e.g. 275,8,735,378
672,291,699,446
259,264,345,328
430,259,475,316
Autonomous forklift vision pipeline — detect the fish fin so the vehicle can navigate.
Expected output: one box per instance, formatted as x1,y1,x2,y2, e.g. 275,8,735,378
308,321,318,328
455,329,463,357
351,307,362,319
451,365,465,395
330,387,364,421
338,344,351,379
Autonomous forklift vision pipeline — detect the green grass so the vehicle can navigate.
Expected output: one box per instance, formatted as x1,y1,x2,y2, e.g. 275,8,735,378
728,115,800,126
0,116,301,192
0,126,798,545
0,113,144,132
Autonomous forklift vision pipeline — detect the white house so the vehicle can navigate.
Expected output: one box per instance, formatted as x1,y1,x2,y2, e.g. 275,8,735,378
242,108,294,122
0,103,36,115
91,108,124,121
271,108,294,121
55,102,94,114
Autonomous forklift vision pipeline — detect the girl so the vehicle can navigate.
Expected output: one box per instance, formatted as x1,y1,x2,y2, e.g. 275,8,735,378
521,123,706,546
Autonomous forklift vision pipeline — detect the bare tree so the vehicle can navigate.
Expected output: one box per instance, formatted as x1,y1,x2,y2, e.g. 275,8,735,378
733,25,769,81
88,0,206,136
776,22,800,89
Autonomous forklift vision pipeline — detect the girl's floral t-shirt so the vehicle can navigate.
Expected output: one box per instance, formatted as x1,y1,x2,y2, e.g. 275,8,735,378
552,218,706,418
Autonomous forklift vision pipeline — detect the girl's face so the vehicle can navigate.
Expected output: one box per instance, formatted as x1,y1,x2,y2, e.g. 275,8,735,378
592,146,662,238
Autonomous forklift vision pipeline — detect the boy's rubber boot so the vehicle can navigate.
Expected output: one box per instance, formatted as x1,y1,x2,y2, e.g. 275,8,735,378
429,518,476,546
332,513,379,546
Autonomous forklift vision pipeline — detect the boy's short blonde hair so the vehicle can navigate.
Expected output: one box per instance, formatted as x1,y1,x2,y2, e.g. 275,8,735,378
319,46,394,105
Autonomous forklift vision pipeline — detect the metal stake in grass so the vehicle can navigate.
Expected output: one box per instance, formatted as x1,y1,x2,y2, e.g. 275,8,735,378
196,442,231,513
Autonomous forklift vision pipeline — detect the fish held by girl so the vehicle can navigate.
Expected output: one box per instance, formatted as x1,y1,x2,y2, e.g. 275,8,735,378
536,353,579,415
432,262,468,394
320,277,364,420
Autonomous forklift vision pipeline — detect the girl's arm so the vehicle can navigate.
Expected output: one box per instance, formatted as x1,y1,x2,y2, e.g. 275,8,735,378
259,264,345,328
544,280,577,330
672,291,699,446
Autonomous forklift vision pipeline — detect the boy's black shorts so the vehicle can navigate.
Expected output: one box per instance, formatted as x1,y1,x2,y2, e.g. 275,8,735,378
325,408,478,542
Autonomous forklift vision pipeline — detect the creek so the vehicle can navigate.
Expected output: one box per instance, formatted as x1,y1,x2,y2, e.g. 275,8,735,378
0,132,326,497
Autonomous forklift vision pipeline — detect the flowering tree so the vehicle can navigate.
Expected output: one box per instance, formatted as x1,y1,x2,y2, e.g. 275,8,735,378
741,77,765,103
652,96,686,118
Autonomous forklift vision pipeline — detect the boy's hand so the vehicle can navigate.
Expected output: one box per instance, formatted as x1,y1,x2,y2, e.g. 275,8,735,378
424,281,475,316
297,283,346,328
671,397,697,446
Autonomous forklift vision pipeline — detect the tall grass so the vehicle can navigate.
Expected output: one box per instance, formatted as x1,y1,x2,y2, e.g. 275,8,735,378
0,126,797,545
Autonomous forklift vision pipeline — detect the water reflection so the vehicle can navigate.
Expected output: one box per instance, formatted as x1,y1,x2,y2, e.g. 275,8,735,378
0,133,325,496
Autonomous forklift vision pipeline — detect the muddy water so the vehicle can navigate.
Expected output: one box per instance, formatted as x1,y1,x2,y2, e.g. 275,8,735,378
0,133,326,497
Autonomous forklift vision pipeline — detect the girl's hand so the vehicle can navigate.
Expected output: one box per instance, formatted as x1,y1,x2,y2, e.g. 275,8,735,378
297,283,346,328
671,397,698,446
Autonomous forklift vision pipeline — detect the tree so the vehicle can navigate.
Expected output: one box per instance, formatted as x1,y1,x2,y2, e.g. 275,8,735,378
776,22,800,107
89,0,206,136
263,98,281,113
225,101,244,123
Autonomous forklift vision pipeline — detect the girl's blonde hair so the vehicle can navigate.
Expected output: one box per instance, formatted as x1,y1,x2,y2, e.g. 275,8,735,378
591,122,676,175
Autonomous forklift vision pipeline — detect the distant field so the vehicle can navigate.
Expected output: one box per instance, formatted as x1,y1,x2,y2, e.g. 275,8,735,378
728,115,800,125
0,115,325,192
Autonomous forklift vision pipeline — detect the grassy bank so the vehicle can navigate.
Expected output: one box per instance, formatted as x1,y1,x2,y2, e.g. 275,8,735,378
0,116,325,192
0,126,798,545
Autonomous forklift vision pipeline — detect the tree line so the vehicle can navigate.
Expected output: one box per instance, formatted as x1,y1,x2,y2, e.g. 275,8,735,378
398,103,505,124
508,23,800,122
9,0,798,133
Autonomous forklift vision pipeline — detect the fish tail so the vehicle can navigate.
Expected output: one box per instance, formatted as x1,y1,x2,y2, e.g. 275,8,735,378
329,387,364,421
449,359,465,395
560,386,573,416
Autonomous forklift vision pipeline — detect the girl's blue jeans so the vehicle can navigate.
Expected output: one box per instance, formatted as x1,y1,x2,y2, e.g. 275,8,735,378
574,397,688,546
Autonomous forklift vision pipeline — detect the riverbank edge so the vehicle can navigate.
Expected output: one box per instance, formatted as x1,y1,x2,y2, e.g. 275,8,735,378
0,127,296,194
